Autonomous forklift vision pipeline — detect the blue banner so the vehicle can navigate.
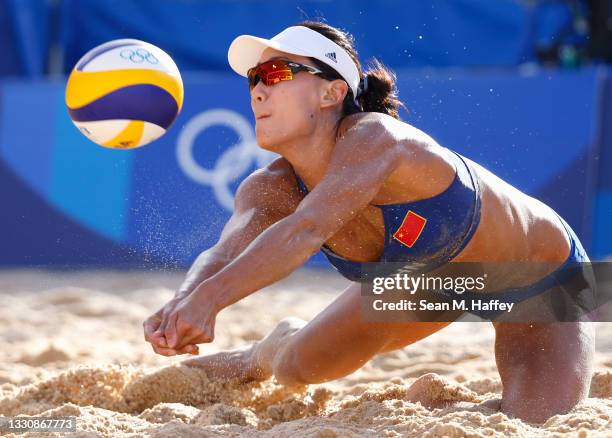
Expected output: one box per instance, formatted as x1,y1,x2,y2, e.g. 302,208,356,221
0,67,610,267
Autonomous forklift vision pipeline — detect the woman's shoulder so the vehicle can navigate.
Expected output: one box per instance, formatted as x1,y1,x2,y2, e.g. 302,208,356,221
242,158,298,190
337,112,418,143
337,112,398,135
234,158,302,212
242,158,303,196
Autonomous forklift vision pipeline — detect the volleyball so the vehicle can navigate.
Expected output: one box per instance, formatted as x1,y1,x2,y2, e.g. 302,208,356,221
65,39,183,149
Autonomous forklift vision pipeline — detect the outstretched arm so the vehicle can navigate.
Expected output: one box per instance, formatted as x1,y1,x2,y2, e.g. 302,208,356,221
143,158,299,355
176,161,298,299
165,115,402,350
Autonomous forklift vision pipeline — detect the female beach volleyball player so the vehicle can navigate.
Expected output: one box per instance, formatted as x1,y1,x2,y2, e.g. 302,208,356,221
143,22,595,423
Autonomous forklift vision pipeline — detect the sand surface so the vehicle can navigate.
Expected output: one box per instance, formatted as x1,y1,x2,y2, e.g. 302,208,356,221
0,268,610,437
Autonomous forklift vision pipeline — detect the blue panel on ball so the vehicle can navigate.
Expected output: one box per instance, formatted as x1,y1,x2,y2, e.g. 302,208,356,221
67,84,178,129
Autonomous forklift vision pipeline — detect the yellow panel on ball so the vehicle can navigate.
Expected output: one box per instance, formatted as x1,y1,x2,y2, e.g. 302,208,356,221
102,120,145,149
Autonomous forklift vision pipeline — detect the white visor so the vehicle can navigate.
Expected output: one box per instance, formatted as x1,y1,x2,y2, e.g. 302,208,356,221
227,26,360,99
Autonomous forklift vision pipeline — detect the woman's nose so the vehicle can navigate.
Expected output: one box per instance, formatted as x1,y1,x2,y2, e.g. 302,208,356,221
251,81,266,103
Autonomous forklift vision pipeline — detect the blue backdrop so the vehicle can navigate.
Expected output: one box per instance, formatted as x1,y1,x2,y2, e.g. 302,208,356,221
0,0,587,77
1,66,610,267
57,0,584,71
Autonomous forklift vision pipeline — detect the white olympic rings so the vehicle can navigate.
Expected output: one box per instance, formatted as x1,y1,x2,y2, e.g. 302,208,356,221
176,109,277,211
119,48,159,64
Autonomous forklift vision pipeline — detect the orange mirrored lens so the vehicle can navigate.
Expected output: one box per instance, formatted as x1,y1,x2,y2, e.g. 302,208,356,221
248,60,293,88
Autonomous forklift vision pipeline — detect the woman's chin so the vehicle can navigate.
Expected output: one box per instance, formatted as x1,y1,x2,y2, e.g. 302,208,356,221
255,133,281,153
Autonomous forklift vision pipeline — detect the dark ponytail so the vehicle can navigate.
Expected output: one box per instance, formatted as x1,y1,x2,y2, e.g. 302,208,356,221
296,20,405,120
358,58,404,119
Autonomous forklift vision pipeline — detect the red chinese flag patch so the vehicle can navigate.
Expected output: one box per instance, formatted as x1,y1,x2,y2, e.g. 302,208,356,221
393,210,427,248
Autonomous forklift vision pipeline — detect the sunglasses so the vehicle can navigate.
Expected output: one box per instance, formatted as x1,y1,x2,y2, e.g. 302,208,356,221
247,59,324,89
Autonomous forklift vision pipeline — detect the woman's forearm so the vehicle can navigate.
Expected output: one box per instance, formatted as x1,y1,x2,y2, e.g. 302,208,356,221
199,215,323,310
176,249,232,298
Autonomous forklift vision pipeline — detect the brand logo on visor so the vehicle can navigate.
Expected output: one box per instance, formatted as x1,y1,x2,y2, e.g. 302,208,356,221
325,52,337,63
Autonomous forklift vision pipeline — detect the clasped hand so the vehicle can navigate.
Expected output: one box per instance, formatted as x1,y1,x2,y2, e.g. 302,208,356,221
143,287,218,356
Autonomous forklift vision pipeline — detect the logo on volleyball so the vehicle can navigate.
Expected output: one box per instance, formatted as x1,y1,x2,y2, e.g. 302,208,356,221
176,109,277,211
119,48,159,64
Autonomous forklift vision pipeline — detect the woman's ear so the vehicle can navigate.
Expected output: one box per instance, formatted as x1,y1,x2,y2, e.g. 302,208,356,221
320,79,348,109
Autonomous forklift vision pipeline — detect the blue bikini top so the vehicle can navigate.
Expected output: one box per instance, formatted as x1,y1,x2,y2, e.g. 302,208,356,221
293,149,482,282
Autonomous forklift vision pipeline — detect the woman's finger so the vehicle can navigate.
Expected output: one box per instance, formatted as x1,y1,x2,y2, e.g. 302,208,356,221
143,307,165,338
163,312,180,349
176,344,200,355
143,317,161,343
150,339,197,356
179,322,213,349
156,304,178,346
150,332,170,348
151,343,177,356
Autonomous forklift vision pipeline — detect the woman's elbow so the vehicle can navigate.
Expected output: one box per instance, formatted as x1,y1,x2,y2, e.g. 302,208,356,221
285,214,326,256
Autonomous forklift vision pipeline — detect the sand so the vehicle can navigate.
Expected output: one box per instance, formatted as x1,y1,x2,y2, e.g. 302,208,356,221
0,268,610,437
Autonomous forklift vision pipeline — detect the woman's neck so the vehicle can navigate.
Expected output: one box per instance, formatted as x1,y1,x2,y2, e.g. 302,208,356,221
281,115,342,189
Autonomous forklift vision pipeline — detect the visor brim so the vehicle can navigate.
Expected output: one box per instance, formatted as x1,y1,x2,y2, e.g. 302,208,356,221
227,35,315,77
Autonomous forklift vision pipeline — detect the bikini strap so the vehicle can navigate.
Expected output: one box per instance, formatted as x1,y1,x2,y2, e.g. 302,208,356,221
439,149,482,264
293,169,309,195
